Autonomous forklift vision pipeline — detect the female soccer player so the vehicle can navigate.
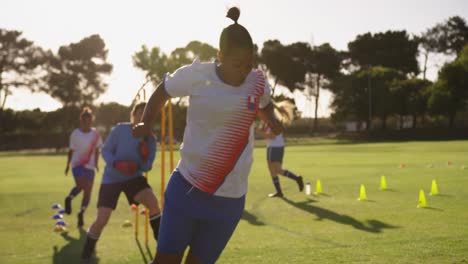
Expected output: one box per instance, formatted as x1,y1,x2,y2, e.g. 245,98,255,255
80,103,161,262
256,101,304,198
64,107,102,227
133,7,283,264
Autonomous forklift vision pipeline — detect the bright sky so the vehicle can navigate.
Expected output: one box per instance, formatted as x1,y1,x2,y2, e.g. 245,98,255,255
2,0,468,117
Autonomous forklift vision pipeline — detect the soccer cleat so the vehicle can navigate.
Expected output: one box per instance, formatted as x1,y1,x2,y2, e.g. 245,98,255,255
268,192,284,198
65,196,72,215
78,212,84,227
297,176,304,192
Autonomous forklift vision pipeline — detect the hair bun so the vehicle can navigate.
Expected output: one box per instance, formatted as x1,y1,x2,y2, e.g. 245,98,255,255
226,7,240,24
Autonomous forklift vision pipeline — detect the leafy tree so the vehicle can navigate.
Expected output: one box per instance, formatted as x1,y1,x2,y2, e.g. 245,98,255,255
184,41,218,62
348,30,419,75
307,43,341,130
133,45,169,85
167,41,218,73
431,16,468,55
329,73,369,125
260,40,306,95
367,67,405,129
0,29,48,109
420,16,468,79
391,78,432,128
42,105,81,133
429,45,468,127
95,102,130,133
330,67,404,129
0,108,16,132
419,29,441,80
45,34,113,107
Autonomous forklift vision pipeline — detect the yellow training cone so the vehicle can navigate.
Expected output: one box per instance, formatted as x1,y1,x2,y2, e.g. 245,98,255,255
430,179,439,196
315,180,322,194
417,189,427,208
380,175,387,190
358,184,367,201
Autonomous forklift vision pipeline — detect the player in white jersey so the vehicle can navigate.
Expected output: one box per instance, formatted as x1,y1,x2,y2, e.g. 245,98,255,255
133,7,282,264
64,107,102,227
256,101,304,197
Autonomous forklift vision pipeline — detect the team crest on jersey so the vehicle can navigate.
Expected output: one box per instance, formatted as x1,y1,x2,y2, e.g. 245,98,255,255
247,96,257,111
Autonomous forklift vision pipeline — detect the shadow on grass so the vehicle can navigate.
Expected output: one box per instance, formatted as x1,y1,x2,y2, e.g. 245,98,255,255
429,193,452,198
241,210,266,226
135,238,152,264
418,206,444,211
52,228,100,264
145,244,153,261
381,188,398,192
313,193,331,197
282,197,399,233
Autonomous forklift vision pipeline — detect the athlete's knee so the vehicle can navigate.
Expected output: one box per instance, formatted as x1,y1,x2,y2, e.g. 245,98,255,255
89,221,106,235
148,205,161,216
93,216,110,232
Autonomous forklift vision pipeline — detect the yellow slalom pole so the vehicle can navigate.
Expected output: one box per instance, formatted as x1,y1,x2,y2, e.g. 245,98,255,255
142,90,150,245
161,105,166,209
168,102,175,174
144,207,149,244
144,172,149,244
135,205,139,238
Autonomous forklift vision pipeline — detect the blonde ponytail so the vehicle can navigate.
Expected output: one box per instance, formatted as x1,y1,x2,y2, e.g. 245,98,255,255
273,100,295,126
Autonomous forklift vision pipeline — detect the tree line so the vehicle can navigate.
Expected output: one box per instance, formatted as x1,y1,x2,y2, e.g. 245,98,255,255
1,15,467,145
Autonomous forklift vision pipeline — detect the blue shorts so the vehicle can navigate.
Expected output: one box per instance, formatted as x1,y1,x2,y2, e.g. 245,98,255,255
157,170,245,264
267,147,284,163
72,166,95,182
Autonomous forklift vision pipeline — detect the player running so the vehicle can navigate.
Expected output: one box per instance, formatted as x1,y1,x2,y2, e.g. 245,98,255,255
64,107,102,227
256,101,304,198
133,7,283,264
80,103,161,263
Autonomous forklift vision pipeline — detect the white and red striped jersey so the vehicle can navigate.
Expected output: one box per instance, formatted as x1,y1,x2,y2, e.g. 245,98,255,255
164,60,271,198
69,128,102,170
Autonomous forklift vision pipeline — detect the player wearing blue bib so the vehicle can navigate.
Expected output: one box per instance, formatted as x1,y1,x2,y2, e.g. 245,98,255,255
133,7,283,264
80,103,161,263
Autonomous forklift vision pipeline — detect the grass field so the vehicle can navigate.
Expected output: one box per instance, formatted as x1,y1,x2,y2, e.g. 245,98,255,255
1,140,468,264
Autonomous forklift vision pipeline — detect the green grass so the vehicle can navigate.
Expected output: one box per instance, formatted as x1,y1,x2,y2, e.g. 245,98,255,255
1,140,468,263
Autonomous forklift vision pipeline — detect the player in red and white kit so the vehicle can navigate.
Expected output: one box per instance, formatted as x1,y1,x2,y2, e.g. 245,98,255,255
64,107,102,227
133,7,282,264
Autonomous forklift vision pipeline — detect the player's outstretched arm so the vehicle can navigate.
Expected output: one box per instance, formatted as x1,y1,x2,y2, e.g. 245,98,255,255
258,103,283,136
133,83,171,138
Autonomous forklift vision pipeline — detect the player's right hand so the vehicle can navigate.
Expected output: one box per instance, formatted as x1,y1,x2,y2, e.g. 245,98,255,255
113,160,138,176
